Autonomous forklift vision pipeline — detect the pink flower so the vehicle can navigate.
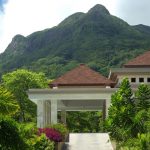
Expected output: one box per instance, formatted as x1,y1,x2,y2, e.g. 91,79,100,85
38,128,62,142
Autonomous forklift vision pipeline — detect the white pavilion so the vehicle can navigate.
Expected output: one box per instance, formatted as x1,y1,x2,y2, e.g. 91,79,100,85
28,50,150,128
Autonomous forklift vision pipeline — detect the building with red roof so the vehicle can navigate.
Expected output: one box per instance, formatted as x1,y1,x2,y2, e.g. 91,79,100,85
109,50,150,87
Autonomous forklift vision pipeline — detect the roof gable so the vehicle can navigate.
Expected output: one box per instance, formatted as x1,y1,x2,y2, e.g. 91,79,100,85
49,64,115,87
124,51,150,68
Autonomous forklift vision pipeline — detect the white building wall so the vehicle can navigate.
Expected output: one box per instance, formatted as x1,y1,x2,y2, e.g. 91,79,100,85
116,74,150,87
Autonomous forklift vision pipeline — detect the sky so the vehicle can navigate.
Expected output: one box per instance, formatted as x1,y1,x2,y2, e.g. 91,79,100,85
0,0,150,53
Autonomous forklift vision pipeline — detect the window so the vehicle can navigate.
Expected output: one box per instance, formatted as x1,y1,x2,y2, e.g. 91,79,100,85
139,78,144,83
147,78,150,82
131,78,136,83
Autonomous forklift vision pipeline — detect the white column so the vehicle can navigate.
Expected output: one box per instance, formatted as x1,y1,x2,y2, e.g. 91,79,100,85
45,101,51,126
106,99,111,118
61,109,66,124
37,100,51,128
37,100,46,128
51,100,58,124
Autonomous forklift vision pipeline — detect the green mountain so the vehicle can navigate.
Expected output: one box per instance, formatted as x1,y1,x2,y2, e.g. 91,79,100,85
1,4,150,78
133,24,150,34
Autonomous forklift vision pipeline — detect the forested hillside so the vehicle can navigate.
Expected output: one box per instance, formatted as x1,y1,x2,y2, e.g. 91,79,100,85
1,4,150,78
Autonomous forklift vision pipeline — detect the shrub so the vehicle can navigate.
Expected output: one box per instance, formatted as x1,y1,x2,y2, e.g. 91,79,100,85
18,123,55,150
34,134,54,150
38,128,62,142
0,86,19,116
48,123,68,137
118,133,150,150
0,116,27,150
138,133,150,150
19,123,38,147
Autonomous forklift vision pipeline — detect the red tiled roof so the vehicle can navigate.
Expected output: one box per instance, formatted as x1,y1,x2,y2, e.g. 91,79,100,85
49,64,115,87
124,51,150,68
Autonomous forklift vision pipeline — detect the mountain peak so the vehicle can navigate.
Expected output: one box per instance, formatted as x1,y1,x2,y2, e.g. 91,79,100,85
12,34,25,42
88,4,110,15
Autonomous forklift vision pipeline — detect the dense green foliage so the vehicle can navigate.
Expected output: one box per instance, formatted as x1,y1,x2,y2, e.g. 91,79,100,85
0,86,19,116
118,133,150,150
0,4,150,77
106,78,136,141
133,84,150,137
0,117,59,150
67,111,102,132
19,123,38,144
33,134,54,150
0,116,27,150
2,69,48,122
105,79,150,149
19,123,55,150
136,84,150,111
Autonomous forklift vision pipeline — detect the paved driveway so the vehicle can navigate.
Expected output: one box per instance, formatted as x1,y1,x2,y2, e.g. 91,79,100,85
63,133,113,150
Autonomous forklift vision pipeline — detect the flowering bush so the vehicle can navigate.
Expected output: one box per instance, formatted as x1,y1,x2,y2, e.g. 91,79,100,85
48,123,68,137
38,128,62,142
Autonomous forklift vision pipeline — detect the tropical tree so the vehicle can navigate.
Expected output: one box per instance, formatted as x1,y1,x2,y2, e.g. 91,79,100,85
106,79,150,149
133,84,150,134
106,78,136,141
0,86,19,116
136,84,150,111
2,69,48,122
